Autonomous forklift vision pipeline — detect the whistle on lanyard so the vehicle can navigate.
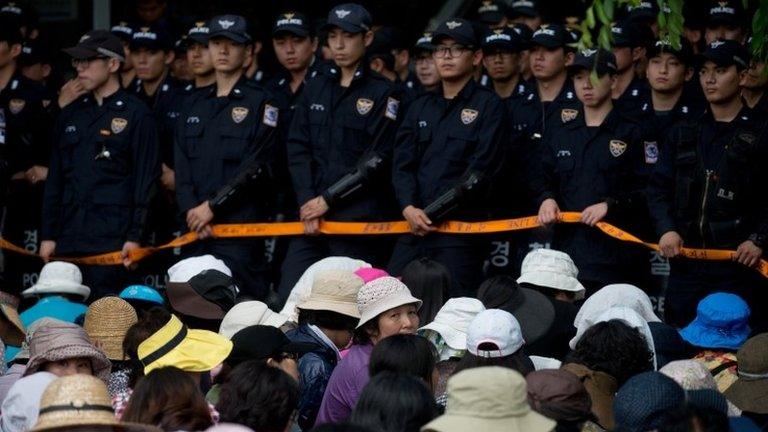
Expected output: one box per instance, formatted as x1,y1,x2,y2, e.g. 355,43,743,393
95,129,112,160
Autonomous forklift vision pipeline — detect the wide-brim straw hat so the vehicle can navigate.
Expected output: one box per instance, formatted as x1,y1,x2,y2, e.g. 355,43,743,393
0,302,25,346
84,297,138,361
31,374,161,432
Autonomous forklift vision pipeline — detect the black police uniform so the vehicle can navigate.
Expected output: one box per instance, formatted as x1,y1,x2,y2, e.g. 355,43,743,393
42,89,160,297
279,63,401,299
647,107,768,329
0,70,53,294
389,77,507,297
175,76,278,300
533,108,646,292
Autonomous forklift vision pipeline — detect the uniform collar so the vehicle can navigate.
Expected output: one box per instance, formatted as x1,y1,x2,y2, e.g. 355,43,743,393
328,62,368,86
437,77,479,103
702,105,754,126
523,77,576,105
205,75,249,99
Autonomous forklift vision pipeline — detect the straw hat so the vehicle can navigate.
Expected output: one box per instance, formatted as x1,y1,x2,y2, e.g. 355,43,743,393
31,374,161,432
0,302,25,346
83,297,138,361
297,269,364,319
356,277,421,329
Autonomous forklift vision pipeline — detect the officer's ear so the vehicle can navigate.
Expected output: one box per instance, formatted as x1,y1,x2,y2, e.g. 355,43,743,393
564,50,575,65
107,58,122,73
163,50,175,66
42,63,52,79
684,66,694,82
363,30,374,48
631,46,646,62
311,36,319,52
370,57,385,74
8,42,22,59
472,49,483,67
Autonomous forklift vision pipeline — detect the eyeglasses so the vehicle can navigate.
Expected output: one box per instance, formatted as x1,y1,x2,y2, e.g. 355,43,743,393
70,56,109,69
433,44,472,59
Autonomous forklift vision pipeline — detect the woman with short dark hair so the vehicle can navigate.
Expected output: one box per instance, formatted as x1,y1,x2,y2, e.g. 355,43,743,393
369,334,438,391
350,372,439,432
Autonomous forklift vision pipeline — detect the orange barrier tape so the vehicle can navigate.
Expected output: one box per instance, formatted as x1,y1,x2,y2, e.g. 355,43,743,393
3,212,767,278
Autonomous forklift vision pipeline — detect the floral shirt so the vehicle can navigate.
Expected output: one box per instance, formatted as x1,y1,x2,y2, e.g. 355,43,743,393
693,350,738,393
112,388,220,423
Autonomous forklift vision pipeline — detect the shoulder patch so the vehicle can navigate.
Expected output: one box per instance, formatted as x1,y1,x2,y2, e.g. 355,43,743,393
262,104,279,127
610,139,627,157
385,97,399,121
561,108,578,123
644,141,658,164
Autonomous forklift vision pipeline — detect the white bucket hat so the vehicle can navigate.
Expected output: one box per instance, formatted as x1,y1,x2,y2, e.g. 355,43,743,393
516,249,585,300
218,301,290,339
419,298,485,350
356,277,421,329
21,262,90,300
467,309,524,358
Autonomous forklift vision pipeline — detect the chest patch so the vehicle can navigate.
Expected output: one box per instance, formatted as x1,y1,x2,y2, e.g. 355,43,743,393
461,108,478,125
231,107,249,124
9,98,25,114
561,108,578,123
356,98,374,115
610,139,627,157
111,118,128,134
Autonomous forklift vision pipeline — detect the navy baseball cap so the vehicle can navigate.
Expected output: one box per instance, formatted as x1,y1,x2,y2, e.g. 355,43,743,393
412,32,434,54
273,11,311,37
708,0,745,27
625,1,659,22
432,18,478,47
18,38,49,66
700,39,750,68
187,20,211,45
477,0,506,25
64,30,125,61
209,14,252,44
510,0,538,18
568,48,617,75
611,20,654,48
0,15,21,44
482,27,525,52
530,24,577,48
110,21,133,42
647,37,695,66
130,23,173,51
322,3,372,34
510,22,533,46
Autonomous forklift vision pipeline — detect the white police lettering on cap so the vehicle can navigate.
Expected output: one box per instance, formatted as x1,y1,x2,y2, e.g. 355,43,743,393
533,26,555,37
218,19,235,29
276,13,303,27
710,40,726,49
112,24,133,34
628,1,653,11
655,38,672,48
1,4,22,14
485,32,512,43
335,9,351,19
710,2,736,15
446,20,463,30
478,1,500,13
417,34,432,45
513,0,534,7
134,29,158,40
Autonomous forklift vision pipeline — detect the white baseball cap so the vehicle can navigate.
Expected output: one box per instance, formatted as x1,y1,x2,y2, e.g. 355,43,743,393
419,298,485,350
467,309,524,358
167,255,232,283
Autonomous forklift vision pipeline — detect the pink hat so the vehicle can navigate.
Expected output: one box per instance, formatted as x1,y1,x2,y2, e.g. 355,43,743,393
354,267,389,284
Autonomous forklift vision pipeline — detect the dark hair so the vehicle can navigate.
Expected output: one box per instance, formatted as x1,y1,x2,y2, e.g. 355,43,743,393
123,307,172,387
477,275,518,310
310,425,374,432
352,319,378,346
298,309,359,331
452,343,535,377
369,334,437,390
217,360,299,432
400,257,450,325
121,366,213,431
567,320,654,386
349,372,438,432
522,282,577,301
689,405,729,432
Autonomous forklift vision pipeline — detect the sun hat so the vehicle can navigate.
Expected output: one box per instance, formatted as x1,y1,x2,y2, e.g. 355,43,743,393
13,318,65,361
354,267,388,283
723,333,768,413
0,371,58,432
466,309,524,358
219,301,290,339
226,325,313,368
297,269,364,319
419,298,485,351
680,292,751,350
572,284,659,343
526,369,592,422
612,372,685,432
686,388,728,414
167,256,238,320
31,374,161,432
119,285,164,306
83,297,138,361
0,302,25,346
572,306,657,369
477,278,554,344
516,249,585,299
138,314,233,374
21,262,91,300
422,366,555,432
659,360,717,391
356,277,422,329
25,321,111,381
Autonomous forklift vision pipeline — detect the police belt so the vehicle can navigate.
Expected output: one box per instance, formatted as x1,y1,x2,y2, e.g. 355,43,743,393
3,212,767,279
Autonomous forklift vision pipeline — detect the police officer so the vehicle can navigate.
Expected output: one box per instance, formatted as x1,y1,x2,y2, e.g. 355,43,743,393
412,32,439,92
611,20,654,118
535,48,645,293
175,15,279,300
171,34,192,82
476,0,508,30
183,20,215,92
741,41,768,115
389,18,506,297
110,21,137,89
280,3,401,299
481,26,527,100
368,28,416,106
648,40,768,330
508,0,541,31
705,0,746,44
509,22,533,84
41,30,160,297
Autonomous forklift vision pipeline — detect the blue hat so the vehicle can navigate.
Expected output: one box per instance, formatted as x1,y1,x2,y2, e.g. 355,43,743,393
481,27,525,52
531,23,578,49
209,15,252,44
613,372,686,432
119,285,164,305
432,18,477,47
323,3,372,34
679,292,751,350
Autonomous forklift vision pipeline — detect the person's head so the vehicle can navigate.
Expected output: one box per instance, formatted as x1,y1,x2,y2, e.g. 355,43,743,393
25,320,111,380
612,372,686,432
122,366,213,431
350,372,438,432
517,249,585,302
353,277,422,345
0,17,22,70
226,325,310,382
217,360,299,432
412,33,439,89
723,332,768,414
610,20,653,74
568,48,618,108
419,297,485,361
18,39,51,83
219,301,290,339
322,4,374,69
508,0,541,31
110,21,134,70
568,320,654,386
453,309,534,377
186,20,213,79
129,24,173,83
297,269,363,349
431,19,482,82
272,11,317,73
367,29,397,78
481,27,524,83
63,30,124,91
705,0,746,44
741,56,768,92
659,360,718,391
526,369,594,425
699,40,750,105
135,0,166,24
83,296,138,363
400,257,450,325
679,291,751,351
208,15,253,74
0,371,57,432
369,334,438,390
647,37,695,94
529,24,576,82
123,306,171,387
